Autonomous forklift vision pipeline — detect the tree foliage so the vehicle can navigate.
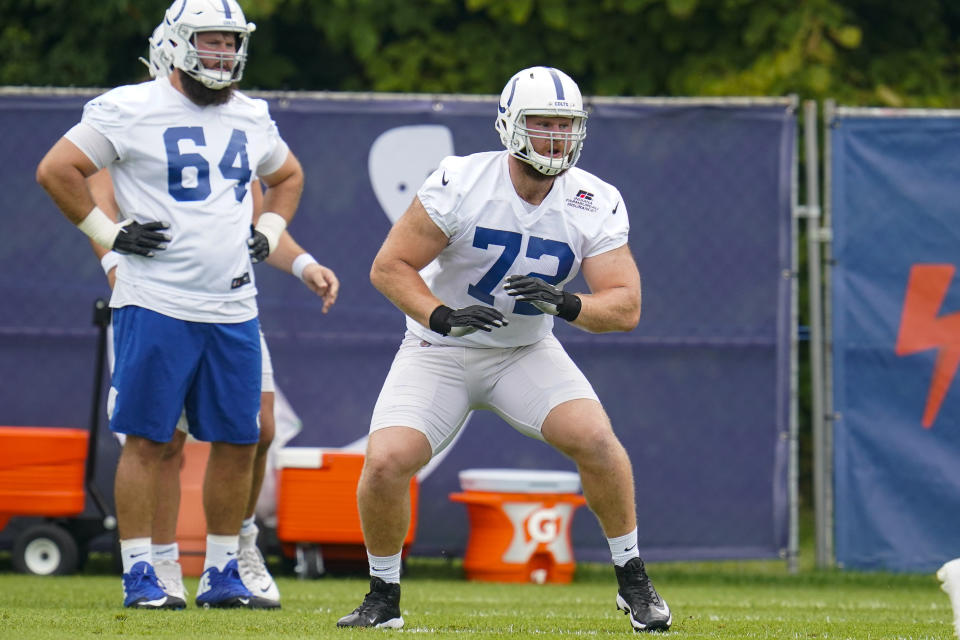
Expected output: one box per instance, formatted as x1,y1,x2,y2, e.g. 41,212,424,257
2,0,958,106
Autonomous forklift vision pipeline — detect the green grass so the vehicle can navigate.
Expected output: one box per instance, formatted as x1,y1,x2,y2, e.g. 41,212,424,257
0,553,952,639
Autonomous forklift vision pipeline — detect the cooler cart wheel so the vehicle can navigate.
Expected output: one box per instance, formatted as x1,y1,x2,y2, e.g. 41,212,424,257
12,524,80,576
294,544,325,579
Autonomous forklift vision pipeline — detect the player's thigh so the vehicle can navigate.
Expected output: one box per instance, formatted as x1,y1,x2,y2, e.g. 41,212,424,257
110,306,203,443
185,318,261,444
259,391,275,446
370,333,471,455
487,334,599,439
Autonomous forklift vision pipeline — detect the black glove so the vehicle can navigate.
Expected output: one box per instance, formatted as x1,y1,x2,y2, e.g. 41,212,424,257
503,274,581,322
112,220,170,257
429,304,508,337
247,224,269,263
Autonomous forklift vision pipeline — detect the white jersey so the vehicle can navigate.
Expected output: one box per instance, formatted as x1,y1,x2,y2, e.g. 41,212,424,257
409,151,629,347
75,78,288,322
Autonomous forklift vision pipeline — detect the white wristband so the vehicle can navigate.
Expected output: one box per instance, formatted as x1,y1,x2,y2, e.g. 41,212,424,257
291,253,318,281
77,205,121,250
254,211,287,256
100,251,121,275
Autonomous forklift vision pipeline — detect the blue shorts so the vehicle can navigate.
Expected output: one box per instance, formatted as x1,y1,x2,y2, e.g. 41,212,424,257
110,306,261,444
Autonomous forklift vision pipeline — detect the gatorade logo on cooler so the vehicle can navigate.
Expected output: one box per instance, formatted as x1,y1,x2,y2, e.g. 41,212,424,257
500,503,577,564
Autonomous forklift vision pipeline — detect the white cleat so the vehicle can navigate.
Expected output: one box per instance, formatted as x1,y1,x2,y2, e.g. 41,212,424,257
154,559,187,601
938,558,960,638
238,546,281,605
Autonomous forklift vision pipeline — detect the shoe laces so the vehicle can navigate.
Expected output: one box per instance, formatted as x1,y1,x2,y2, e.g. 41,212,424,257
621,564,661,607
153,560,186,597
238,547,269,581
354,585,397,615
125,565,161,592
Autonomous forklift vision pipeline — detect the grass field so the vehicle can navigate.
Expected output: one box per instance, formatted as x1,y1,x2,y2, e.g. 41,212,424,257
0,550,952,639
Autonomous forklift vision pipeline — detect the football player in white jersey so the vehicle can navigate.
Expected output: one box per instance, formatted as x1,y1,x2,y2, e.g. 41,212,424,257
37,0,305,610
338,67,671,633
90,167,338,609
84,22,338,611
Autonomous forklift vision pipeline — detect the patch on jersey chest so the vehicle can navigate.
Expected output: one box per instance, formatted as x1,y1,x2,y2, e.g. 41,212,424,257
566,189,599,213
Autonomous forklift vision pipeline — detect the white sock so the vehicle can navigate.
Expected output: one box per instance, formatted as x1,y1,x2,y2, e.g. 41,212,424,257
204,534,239,571
239,517,258,550
240,516,257,537
608,527,640,567
152,542,179,562
120,537,151,574
368,551,402,584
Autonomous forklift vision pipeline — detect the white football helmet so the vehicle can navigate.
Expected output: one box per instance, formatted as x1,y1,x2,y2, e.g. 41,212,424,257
161,0,256,89
495,66,588,176
140,24,174,79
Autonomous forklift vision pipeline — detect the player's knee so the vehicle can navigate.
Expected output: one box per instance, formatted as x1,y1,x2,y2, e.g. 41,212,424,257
363,445,427,488
553,422,622,463
362,452,411,486
122,434,167,460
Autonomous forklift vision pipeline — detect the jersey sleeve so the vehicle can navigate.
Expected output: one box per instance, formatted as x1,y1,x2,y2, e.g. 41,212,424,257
251,100,288,176
79,87,145,163
584,188,630,257
416,155,465,239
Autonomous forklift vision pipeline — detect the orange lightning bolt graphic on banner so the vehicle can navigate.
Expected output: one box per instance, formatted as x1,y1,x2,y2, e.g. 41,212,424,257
895,264,960,428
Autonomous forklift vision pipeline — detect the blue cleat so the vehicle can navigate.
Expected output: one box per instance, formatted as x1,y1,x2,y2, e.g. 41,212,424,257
122,561,186,609
195,558,280,609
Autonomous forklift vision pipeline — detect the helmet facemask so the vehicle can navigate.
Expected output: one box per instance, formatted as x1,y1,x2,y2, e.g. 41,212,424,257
495,67,588,176
162,0,256,90
505,110,586,177
177,28,250,89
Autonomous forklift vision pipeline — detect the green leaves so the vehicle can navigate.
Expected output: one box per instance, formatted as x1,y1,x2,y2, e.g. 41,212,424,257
1,0,956,107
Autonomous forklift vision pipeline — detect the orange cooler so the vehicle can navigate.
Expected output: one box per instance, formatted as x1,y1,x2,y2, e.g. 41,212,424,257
276,449,418,562
450,469,586,584
0,426,88,531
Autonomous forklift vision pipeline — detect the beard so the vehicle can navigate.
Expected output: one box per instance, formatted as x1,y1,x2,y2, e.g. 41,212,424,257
177,69,235,107
518,155,567,180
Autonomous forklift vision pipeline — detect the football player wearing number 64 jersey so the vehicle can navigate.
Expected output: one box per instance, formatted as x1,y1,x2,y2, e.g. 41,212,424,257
338,66,671,633
36,0,302,611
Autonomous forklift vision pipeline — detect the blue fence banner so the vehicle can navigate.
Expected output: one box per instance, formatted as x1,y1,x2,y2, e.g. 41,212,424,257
0,90,794,562
830,109,960,571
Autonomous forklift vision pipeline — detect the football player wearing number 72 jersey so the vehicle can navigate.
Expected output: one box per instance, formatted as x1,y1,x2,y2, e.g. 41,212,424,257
36,0,302,611
338,66,671,633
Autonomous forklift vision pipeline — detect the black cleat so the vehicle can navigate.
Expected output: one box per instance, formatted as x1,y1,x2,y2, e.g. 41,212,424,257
336,577,404,629
615,557,672,632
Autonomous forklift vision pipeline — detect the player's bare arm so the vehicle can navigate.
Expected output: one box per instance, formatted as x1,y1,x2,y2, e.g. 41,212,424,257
258,151,304,225
36,138,100,223
86,169,119,260
504,245,640,333
370,196,451,327
87,169,121,288
248,151,304,261
39,139,170,257
267,231,340,313
371,197,506,337
574,244,642,333
251,170,338,312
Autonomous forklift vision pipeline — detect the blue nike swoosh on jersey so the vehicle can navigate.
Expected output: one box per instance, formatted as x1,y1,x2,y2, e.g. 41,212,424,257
441,171,450,186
